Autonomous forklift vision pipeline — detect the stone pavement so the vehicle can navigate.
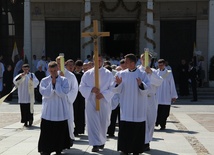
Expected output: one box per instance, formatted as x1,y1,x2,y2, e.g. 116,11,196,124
0,98,214,155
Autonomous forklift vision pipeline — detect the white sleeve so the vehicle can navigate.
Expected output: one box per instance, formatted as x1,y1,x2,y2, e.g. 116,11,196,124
54,78,70,98
79,73,93,100
39,79,53,97
67,75,78,104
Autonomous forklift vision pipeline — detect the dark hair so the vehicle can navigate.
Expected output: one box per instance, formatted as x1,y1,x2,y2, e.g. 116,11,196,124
104,61,111,66
124,54,137,63
104,65,112,72
75,60,83,66
120,59,125,64
65,59,74,66
158,59,165,64
22,64,30,68
48,61,58,68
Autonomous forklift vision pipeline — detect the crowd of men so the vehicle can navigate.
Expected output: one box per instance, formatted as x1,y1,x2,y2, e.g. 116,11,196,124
0,53,179,155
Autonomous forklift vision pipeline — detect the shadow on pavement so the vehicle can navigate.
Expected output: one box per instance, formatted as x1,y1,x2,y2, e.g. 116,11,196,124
154,128,198,135
63,148,120,155
144,149,179,155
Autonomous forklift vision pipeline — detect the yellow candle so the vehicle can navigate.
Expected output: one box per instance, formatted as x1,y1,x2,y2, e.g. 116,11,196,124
59,53,65,74
145,50,149,67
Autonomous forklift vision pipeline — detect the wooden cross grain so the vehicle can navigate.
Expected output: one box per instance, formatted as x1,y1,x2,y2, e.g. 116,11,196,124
82,20,110,111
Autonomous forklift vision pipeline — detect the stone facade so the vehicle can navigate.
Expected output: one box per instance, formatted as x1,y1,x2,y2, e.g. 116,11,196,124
30,0,210,81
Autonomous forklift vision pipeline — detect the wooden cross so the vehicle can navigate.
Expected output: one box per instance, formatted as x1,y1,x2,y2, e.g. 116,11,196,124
82,20,110,111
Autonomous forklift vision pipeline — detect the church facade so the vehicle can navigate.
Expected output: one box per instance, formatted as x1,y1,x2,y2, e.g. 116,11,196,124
1,0,214,83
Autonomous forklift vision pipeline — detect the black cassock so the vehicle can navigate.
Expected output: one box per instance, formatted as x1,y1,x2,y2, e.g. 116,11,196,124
73,71,85,135
177,63,189,96
35,70,46,102
2,70,13,101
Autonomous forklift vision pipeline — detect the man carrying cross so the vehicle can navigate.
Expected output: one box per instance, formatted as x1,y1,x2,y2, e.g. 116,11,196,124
79,55,114,152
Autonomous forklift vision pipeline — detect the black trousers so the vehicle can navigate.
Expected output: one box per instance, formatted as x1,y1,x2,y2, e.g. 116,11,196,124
156,104,171,128
20,103,33,123
107,105,120,136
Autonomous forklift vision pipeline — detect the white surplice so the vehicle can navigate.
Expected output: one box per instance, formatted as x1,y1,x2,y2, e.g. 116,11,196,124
39,75,70,121
62,69,78,140
156,68,178,105
13,73,39,103
114,68,150,122
79,67,114,146
37,60,47,72
139,66,163,143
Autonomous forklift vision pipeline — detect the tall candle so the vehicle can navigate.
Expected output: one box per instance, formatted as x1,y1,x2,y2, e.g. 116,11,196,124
59,53,65,74
144,50,149,67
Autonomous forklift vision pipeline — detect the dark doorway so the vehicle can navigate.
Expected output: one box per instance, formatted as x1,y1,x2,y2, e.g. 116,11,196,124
160,20,196,83
45,21,80,61
103,21,136,58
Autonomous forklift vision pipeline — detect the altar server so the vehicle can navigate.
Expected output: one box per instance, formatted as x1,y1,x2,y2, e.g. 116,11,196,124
38,61,70,155
13,64,39,127
56,56,78,144
139,53,163,151
155,59,178,130
114,53,150,155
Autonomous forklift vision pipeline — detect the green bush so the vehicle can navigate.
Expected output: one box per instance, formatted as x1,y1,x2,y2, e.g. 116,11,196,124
209,56,214,80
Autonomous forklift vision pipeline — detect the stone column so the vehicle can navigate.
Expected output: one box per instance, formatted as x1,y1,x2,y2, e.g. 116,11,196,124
82,0,92,60
146,0,154,51
208,0,214,85
24,0,32,68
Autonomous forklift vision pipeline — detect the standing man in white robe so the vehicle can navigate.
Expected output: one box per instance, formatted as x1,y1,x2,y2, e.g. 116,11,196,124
139,53,163,151
56,56,78,145
155,59,178,130
38,61,70,155
79,55,114,152
13,64,39,127
13,57,24,77
114,54,150,155
32,54,39,73
37,56,47,72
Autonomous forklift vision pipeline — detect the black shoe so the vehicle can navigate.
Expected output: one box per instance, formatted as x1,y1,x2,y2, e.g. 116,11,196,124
160,126,166,130
40,152,50,155
56,151,62,155
120,152,128,155
70,139,74,147
24,122,28,127
74,133,79,137
144,143,150,151
92,146,99,152
144,146,150,151
108,134,115,138
99,144,105,149
29,120,33,126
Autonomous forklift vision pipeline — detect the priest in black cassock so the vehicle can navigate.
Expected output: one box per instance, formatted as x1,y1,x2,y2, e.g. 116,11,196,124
35,65,46,102
69,60,86,136
2,64,13,101
114,54,150,155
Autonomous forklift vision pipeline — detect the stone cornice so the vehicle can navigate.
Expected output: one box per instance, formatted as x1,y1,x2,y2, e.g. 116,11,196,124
31,0,209,2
